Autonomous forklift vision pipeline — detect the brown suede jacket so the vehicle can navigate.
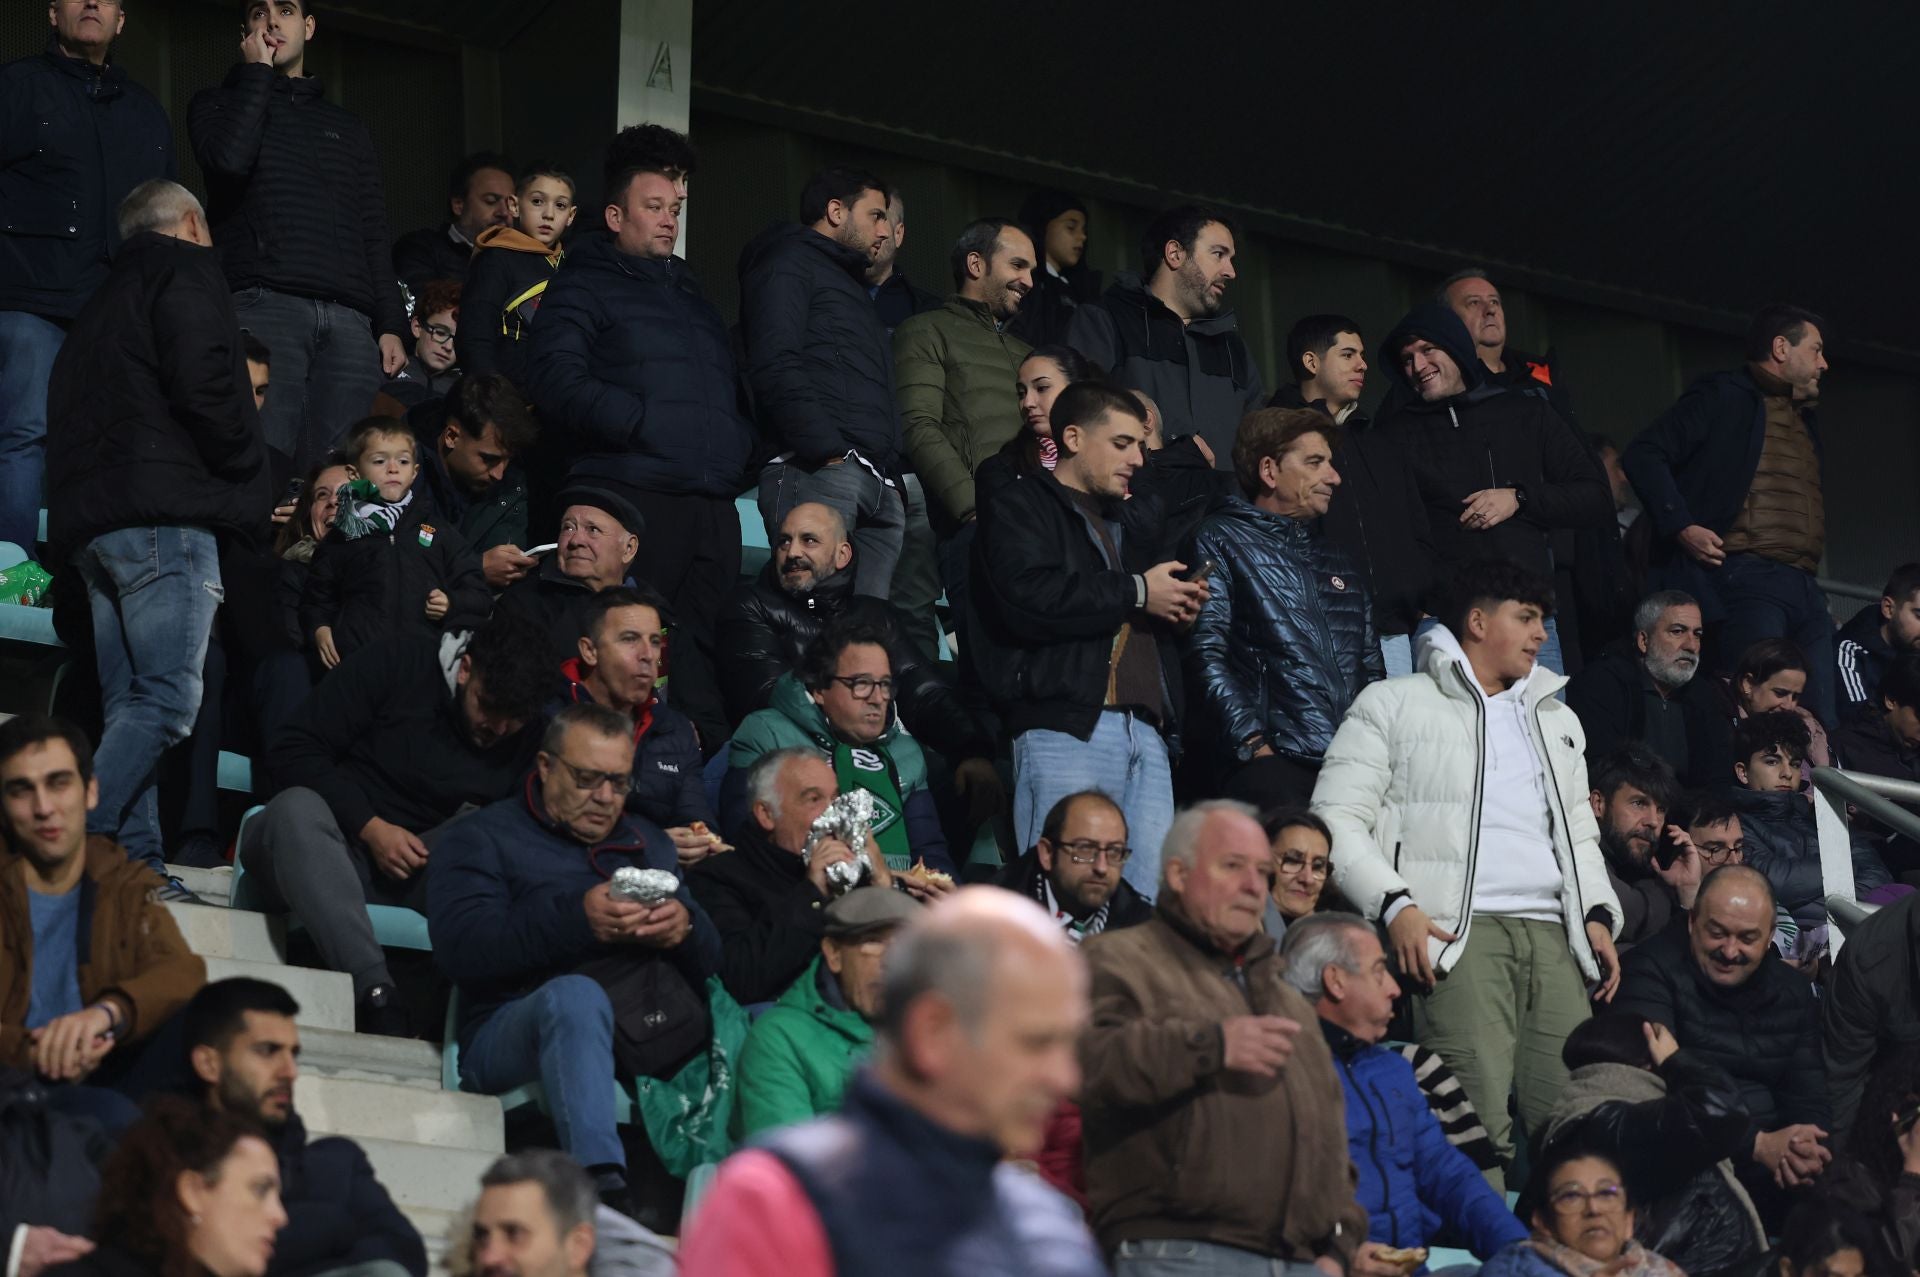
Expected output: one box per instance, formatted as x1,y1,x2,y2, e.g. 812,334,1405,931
0,837,206,1069
1079,893,1368,1265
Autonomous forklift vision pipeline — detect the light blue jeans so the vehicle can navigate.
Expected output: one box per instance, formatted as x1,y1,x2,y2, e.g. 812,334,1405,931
76,526,223,869
1013,710,1173,900
1381,633,1414,678
0,310,64,550
1114,1239,1328,1276
461,974,625,1170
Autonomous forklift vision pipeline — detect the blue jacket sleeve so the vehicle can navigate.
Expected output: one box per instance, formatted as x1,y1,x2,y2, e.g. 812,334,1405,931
1408,1087,1528,1258
741,258,841,466
426,816,600,986
1622,384,1720,540
525,270,653,452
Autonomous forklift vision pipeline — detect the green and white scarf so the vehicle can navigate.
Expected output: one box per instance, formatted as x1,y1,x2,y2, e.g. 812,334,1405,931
334,479,413,541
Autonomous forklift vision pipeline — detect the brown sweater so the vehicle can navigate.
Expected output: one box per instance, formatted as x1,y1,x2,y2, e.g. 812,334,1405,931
0,838,206,1068
1722,365,1824,571
1079,894,1367,1262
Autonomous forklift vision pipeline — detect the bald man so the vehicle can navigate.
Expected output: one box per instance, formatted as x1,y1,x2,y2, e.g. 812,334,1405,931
1080,800,1366,1275
1614,864,1831,1224
680,889,1103,1275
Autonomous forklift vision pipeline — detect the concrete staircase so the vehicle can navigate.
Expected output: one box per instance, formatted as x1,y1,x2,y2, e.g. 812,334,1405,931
165,865,498,1270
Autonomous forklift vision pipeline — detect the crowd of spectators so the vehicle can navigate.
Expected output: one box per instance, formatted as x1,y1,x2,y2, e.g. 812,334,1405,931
9,1,1920,1272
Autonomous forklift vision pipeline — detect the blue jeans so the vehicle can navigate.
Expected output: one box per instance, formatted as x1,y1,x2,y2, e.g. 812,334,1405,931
460,975,625,1170
0,311,65,550
230,287,383,473
757,459,905,598
1013,710,1173,900
1713,553,1837,725
1114,1239,1326,1276
76,527,223,868
1380,632,1414,678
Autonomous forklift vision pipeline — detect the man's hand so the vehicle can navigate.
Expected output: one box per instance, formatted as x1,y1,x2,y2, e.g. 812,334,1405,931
314,625,340,670
1142,561,1209,626
804,837,858,896
1352,1243,1418,1277
378,333,408,377
239,28,275,66
628,899,693,950
1313,1259,1345,1277
1386,905,1458,990
30,1005,115,1081
899,864,958,902
1459,488,1520,530
424,588,450,621
483,545,539,589
1587,920,1622,1002
953,757,1004,828
1754,1125,1831,1187
1220,1015,1301,1078
1643,1020,1679,1066
271,500,296,526
1654,825,1704,909
583,881,649,943
18,1228,95,1277
666,825,730,867
863,836,894,889
1678,524,1726,568
360,816,429,880
1192,435,1217,467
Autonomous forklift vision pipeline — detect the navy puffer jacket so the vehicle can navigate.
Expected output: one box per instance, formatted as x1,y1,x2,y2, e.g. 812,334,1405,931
526,233,756,498
1186,497,1383,765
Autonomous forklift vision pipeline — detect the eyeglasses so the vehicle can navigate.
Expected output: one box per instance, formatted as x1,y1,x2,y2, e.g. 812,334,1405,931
1696,839,1745,865
420,322,455,343
1053,840,1131,865
831,675,893,701
1547,1184,1626,1215
1278,851,1332,879
554,757,631,795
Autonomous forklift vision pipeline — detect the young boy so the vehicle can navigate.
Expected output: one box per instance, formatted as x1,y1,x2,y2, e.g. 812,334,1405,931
380,278,462,411
1728,709,1889,954
300,417,489,669
456,161,576,386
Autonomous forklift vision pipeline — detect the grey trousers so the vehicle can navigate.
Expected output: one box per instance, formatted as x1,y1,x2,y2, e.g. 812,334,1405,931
888,472,944,662
1114,1239,1327,1276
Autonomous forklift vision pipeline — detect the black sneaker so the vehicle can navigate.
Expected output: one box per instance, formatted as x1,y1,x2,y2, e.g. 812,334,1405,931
171,834,227,870
154,874,204,905
355,984,412,1038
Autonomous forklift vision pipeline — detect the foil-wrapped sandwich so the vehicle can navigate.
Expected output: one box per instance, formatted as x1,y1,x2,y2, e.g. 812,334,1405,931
608,866,680,906
802,789,877,896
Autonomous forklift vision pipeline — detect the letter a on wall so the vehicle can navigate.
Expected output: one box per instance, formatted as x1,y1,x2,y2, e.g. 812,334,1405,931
646,39,673,90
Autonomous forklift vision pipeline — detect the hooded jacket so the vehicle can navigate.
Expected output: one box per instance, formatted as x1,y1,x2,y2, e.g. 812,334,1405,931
187,63,406,339
0,39,174,319
1312,626,1623,980
737,221,899,470
895,295,1032,528
456,225,561,387
1066,271,1266,469
1272,383,1434,636
1077,894,1369,1262
44,231,272,559
1374,305,1611,583
718,672,951,875
426,780,719,1048
0,840,206,1069
1838,604,1898,713
262,1110,426,1277
1187,495,1383,766
527,233,755,499
298,492,491,662
1727,786,1888,933
555,659,710,831
1823,891,1920,1139
714,557,993,762
1321,1019,1527,1259
733,955,873,1140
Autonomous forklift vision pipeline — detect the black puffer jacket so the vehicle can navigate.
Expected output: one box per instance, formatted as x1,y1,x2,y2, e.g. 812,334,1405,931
1541,1052,1762,1277
391,223,471,291
527,233,755,498
1270,384,1434,636
713,558,992,763
1824,892,1920,1140
298,495,490,662
1375,304,1611,583
187,63,406,339
737,222,898,470
969,465,1183,746
0,40,173,319
491,555,616,668
1729,787,1889,933
1613,923,1830,1141
44,232,270,559
1186,497,1382,765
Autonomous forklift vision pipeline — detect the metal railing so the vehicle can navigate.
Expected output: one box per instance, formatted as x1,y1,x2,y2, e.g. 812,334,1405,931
1811,767,1920,952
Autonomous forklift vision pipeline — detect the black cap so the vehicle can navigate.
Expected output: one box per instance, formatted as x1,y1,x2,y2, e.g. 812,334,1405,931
553,484,645,540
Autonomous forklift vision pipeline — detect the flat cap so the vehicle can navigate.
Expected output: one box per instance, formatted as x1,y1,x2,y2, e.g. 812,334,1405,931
823,885,922,938
553,484,646,540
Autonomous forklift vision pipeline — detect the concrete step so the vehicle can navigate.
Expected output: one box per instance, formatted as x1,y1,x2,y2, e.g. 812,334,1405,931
165,863,233,907
357,1136,500,1214
166,901,286,964
402,1206,459,1273
297,1072,503,1152
298,1025,445,1090
201,956,353,1032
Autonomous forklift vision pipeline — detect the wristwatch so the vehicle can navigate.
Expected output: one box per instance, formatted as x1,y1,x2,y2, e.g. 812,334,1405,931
1236,734,1265,764
1511,484,1530,512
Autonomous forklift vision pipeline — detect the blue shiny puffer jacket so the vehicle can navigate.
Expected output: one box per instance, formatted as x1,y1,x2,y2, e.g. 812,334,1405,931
1186,496,1384,764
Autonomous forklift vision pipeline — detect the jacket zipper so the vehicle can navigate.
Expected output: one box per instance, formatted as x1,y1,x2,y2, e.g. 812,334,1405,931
1532,696,1593,972
1439,664,1487,971
1343,1053,1398,1240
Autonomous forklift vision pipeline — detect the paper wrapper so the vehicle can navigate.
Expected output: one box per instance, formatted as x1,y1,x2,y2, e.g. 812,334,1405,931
803,789,876,896
609,866,679,906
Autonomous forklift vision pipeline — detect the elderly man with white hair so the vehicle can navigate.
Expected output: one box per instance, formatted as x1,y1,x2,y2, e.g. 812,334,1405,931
1078,799,1368,1276
44,177,269,886
1567,588,1734,789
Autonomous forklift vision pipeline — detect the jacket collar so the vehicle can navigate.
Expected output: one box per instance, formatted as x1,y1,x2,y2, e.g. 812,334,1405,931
841,1069,1003,1182
519,773,649,870
769,670,899,747
1104,271,1244,336
943,294,1006,331
1318,1017,1369,1060
1155,890,1275,967
474,225,561,258
733,817,810,884
1417,622,1565,705
43,36,124,92
558,660,658,743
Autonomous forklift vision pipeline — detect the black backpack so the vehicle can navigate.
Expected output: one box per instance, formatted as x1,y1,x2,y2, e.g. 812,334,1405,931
0,1068,111,1235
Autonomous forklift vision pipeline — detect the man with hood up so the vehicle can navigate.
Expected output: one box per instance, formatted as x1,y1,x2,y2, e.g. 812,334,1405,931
1376,303,1612,675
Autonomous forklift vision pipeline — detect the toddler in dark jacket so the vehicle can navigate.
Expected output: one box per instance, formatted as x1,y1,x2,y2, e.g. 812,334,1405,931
301,416,489,669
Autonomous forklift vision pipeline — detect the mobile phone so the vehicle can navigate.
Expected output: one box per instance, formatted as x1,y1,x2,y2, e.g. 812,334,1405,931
280,477,305,506
1897,1102,1920,1136
1653,826,1683,870
525,542,559,556
1183,558,1217,586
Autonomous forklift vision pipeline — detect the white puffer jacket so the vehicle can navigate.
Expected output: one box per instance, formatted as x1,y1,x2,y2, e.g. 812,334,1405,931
1311,626,1622,981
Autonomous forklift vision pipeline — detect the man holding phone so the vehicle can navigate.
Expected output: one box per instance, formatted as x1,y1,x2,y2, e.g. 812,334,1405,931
1186,407,1382,809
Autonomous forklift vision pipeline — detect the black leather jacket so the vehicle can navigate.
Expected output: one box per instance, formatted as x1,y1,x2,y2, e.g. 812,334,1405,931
1185,496,1382,765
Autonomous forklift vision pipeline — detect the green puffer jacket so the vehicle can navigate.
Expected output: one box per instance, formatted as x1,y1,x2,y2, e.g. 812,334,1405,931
896,295,1032,528
731,955,873,1139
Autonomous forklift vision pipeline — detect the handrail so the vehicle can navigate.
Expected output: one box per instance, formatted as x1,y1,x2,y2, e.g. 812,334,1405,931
1827,893,1880,937
1810,767,1920,957
1817,577,1880,604
1810,768,1920,843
